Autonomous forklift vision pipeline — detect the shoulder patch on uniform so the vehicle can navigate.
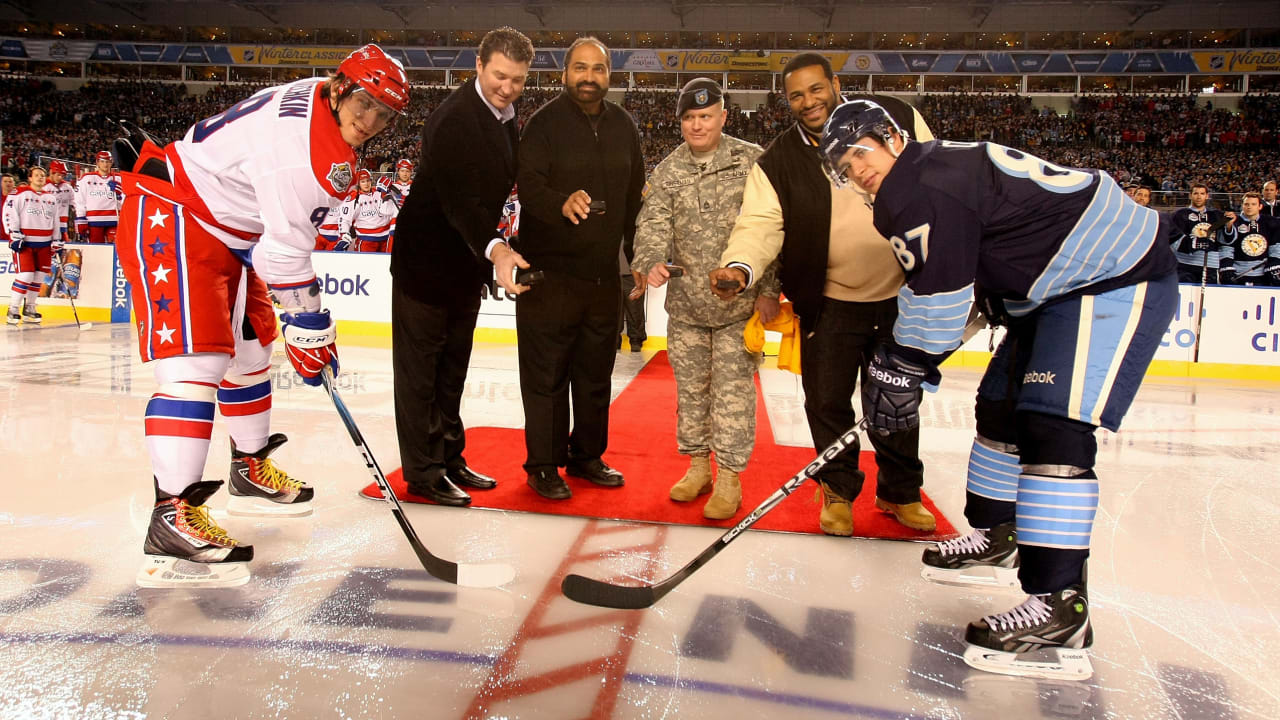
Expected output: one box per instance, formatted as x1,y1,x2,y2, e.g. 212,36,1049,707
327,162,353,195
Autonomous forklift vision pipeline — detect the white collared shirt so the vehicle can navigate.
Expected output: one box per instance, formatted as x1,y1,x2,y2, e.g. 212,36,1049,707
474,80,515,123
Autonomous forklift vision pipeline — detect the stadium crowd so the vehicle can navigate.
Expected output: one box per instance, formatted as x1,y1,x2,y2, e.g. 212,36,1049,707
2,76,1277,199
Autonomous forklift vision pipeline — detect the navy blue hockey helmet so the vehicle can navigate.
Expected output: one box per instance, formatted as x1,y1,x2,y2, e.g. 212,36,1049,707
820,99,907,188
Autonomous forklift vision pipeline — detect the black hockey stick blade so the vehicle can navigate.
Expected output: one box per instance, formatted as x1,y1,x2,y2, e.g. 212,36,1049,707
321,369,516,588
561,420,868,609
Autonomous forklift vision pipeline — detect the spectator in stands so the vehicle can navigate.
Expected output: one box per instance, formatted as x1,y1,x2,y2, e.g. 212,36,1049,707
1263,180,1278,217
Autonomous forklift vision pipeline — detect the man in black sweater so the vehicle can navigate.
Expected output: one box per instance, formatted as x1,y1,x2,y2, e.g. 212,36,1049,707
515,37,646,499
390,27,535,506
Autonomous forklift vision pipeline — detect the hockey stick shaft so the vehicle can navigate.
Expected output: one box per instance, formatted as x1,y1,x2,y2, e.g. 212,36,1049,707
561,419,868,609
54,249,82,329
320,368,514,588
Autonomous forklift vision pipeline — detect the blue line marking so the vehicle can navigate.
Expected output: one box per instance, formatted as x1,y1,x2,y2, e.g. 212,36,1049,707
0,632,937,718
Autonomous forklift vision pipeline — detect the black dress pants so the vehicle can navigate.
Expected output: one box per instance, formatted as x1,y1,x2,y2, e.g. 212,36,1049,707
392,280,480,486
799,296,925,504
516,271,620,472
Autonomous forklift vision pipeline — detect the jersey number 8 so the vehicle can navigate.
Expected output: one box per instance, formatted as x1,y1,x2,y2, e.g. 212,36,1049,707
986,143,1093,194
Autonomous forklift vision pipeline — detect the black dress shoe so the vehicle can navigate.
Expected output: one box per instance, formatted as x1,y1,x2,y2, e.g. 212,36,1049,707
447,466,497,490
527,469,572,500
407,474,472,507
565,458,625,487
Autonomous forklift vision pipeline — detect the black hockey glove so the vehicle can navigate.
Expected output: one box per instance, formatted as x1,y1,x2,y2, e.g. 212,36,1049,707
862,347,936,435
975,285,1010,327
1268,260,1280,284
1218,267,1235,285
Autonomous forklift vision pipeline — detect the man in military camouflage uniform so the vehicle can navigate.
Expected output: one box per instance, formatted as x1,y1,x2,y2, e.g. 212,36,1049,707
632,78,780,520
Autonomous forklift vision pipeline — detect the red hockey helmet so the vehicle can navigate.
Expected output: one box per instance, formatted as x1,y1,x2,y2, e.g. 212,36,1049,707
96,150,112,163
395,158,414,172
335,44,409,116
355,169,373,187
48,160,68,174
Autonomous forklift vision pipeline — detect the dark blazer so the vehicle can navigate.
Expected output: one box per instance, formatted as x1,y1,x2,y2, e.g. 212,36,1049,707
392,78,518,306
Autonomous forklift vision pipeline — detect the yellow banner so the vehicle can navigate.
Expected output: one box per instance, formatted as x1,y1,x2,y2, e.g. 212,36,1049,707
767,51,849,73
655,51,686,71
231,45,352,66
1228,49,1280,72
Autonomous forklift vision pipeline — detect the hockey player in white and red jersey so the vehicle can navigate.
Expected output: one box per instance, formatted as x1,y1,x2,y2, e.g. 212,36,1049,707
388,158,414,209
114,44,409,588
314,187,356,251
46,160,77,242
75,151,121,243
4,166,62,324
338,168,398,252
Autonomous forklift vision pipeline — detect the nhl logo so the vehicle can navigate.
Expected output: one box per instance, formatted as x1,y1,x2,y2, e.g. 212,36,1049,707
328,162,353,194
1209,55,1225,70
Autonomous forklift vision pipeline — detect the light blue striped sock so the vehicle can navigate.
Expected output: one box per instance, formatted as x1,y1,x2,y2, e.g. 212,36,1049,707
966,438,1020,503
1016,470,1099,550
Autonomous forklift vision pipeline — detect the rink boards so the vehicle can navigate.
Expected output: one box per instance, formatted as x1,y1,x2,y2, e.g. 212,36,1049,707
6,245,1280,376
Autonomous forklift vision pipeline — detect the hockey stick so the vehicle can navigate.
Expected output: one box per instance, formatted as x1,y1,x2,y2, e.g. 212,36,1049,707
561,418,869,609
320,368,516,588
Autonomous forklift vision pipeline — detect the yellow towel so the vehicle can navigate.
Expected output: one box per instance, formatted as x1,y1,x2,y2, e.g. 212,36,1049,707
744,301,802,375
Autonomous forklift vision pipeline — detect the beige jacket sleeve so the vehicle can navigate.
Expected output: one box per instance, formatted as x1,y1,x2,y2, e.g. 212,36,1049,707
719,163,784,289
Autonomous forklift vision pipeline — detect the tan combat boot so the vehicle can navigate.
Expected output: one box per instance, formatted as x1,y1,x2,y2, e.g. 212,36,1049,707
702,469,742,519
874,498,937,532
816,481,853,536
669,455,713,502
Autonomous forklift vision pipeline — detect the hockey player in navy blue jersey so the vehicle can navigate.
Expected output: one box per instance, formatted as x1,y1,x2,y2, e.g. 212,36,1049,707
1218,192,1280,286
821,100,1178,681
1169,184,1226,284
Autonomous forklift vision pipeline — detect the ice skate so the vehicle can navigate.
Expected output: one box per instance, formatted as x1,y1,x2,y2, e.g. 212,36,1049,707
962,585,1094,681
921,522,1020,590
227,433,314,517
21,306,42,324
6,309,20,325
137,479,253,589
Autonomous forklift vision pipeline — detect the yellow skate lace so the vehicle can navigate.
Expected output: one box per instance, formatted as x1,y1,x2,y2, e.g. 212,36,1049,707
254,458,305,492
182,503,239,547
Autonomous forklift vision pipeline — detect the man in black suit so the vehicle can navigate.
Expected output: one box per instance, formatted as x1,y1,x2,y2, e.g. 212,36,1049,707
514,37,646,499
390,27,535,506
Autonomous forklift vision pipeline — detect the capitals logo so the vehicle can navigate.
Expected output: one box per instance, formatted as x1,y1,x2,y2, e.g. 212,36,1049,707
327,162,353,195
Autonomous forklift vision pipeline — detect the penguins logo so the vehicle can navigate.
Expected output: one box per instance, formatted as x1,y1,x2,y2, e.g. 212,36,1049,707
1241,233,1267,257
1192,222,1212,239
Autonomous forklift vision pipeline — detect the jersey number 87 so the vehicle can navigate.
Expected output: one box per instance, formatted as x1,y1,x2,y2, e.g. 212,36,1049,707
889,223,930,273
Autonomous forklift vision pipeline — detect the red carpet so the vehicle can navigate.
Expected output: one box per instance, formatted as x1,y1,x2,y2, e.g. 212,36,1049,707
361,352,957,541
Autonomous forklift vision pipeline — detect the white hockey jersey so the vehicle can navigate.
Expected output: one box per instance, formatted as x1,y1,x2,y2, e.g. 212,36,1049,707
315,191,354,249
75,172,121,227
3,185,60,247
389,180,411,209
48,180,75,237
128,78,357,287
338,189,398,247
